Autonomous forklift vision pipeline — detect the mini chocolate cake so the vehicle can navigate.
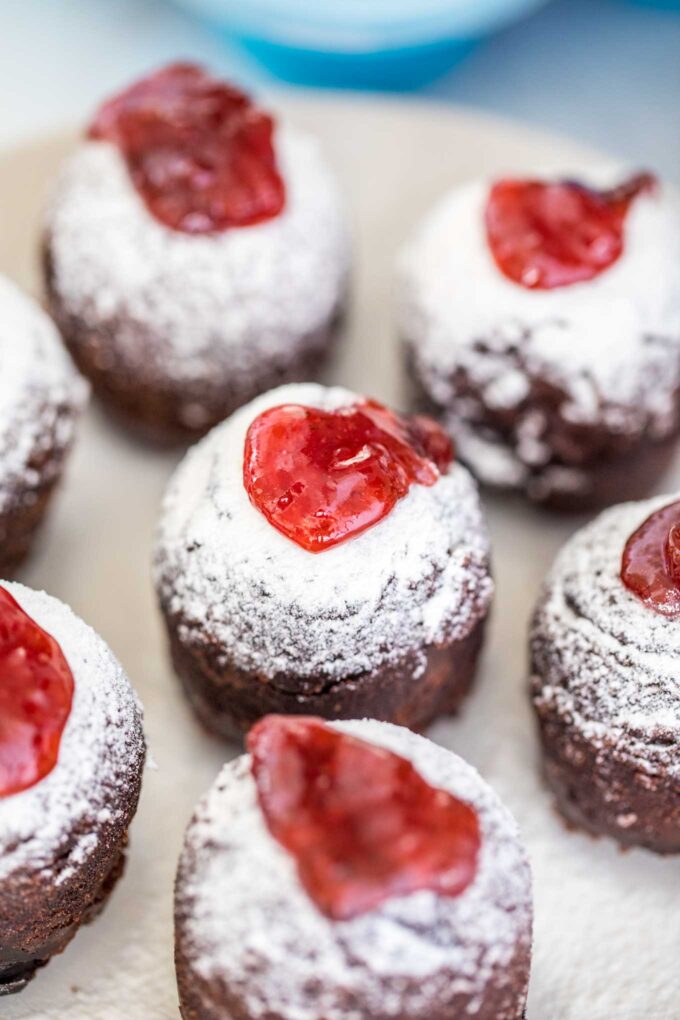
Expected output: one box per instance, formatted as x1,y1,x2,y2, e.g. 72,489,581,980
531,494,680,852
175,716,533,1020
398,171,680,509
0,275,87,574
0,582,145,994
154,382,494,740
43,63,349,444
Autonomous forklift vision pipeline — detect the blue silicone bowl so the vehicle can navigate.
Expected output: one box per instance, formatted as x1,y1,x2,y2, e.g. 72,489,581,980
173,0,551,89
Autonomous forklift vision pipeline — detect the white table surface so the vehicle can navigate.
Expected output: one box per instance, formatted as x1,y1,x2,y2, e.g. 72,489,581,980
1,0,679,175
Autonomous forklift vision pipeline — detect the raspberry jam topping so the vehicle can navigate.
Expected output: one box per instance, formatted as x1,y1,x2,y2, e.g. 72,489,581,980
248,716,481,920
485,172,656,289
621,500,680,618
243,399,453,553
0,588,74,798
89,62,285,234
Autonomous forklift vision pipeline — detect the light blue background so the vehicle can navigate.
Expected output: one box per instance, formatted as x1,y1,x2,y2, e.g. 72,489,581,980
0,0,678,175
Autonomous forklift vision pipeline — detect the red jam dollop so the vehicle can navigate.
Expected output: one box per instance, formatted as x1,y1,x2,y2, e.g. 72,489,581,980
485,172,656,289
248,715,481,920
89,62,285,234
0,587,74,798
621,500,680,617
243,399,454,553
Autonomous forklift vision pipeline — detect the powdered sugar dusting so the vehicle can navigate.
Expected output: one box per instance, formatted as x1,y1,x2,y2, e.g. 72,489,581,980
531,494,680,777
44,127,349,391
0,275,87,513
0,582,145,882
154,382,493,682
398,174,680,494
176,719,532,1019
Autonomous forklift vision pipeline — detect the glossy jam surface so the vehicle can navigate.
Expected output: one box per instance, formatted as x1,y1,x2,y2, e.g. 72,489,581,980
248,716,481,920
0,588,74,797
89,62,285,233
621,500,680,617
243,399,454,553
485,172,656,289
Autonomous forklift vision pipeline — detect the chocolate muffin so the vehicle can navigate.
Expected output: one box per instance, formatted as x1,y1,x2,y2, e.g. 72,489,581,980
0,275,87,574
398,170,680,509
531,494,680,852
0,582,145,994
154,382,494,740
43,63,349,444
175,716,533,1020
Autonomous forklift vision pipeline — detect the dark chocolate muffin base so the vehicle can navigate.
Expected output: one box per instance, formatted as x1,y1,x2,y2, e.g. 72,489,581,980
0,844,127,996
533,691,680,853
0,397,83,575
0,476,59,576
175,920,530,1020
165,616,486,742
407,350,680,512
0,682,145,998
45,244,344,445
537,435,678,513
